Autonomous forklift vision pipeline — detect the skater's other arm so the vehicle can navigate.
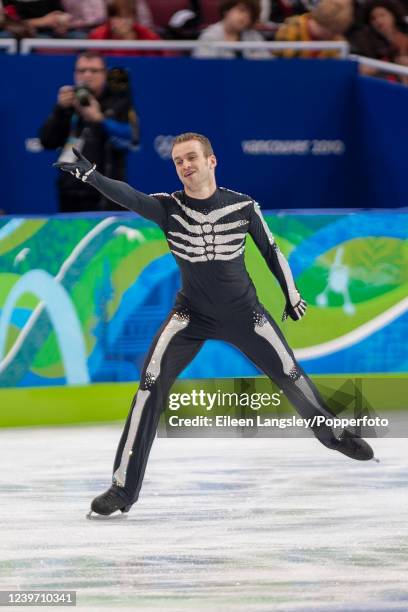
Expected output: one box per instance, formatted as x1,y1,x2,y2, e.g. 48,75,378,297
248,201,307,321
54,149,167,227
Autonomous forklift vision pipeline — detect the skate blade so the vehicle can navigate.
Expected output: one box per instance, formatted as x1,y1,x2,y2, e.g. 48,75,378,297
372,456,380,463
86,509,128,520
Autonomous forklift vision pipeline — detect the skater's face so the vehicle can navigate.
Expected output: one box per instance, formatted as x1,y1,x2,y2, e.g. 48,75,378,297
172,140,217,191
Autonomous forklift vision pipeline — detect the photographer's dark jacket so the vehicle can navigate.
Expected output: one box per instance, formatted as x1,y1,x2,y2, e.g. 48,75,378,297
40,86,139,212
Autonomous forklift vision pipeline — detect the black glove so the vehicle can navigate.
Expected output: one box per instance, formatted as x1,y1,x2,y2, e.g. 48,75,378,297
53,148,96,182
282,296,307,322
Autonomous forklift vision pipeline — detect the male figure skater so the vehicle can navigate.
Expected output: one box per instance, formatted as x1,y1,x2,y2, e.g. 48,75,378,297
55,133,374,517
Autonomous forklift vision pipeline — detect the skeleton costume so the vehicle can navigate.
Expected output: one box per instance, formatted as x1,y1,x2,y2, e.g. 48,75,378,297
54,153,374,516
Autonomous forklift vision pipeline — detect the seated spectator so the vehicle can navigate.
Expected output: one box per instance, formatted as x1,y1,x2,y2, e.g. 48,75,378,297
61,0,107,35
193,0,269,59
110,0,155,29
259,0,310,24
350,0,408,62
4,0,73,37
275,0,353,57
89,5,164,56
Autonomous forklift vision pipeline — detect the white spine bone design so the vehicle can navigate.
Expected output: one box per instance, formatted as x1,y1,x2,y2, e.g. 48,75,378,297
169,196,252,263
113,313,189,487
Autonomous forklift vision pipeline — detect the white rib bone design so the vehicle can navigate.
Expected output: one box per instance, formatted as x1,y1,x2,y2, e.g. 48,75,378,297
172,193,252,224
171,215,203,234
171,250,208,263
214,248,245,261
214,220,249,232
168,239,205,255
214,242,244,253
113,313,189,487
214,233,245,244
168,232,205,246
168,197,252,263
173,198,252,224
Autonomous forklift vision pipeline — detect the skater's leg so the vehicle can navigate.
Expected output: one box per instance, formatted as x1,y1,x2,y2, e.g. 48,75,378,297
112,307,205,504
224,305,373,460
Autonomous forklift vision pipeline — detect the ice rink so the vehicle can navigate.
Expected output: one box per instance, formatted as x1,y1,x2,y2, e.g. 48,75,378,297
1,425,407,611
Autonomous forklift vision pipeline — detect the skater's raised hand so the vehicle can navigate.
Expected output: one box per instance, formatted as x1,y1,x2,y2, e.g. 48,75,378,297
53,148,96,182
282,296,307,322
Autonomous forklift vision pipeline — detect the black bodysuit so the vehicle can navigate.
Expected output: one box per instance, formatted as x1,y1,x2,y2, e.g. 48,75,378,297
86,171,338,502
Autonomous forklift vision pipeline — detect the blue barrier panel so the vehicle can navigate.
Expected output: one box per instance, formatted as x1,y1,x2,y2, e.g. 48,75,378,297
0,210,406,388
354,75,408,208
0,56,358,214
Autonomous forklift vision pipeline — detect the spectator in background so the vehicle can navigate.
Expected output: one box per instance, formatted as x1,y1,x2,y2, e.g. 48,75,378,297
259,0,310,24
193,0,270,58
39,51,139,212
4,0,73,37
61,0,107,35
275,0,353,56
89,4,164,56
350,0,408,61
0,0,31,37
110,0,155,29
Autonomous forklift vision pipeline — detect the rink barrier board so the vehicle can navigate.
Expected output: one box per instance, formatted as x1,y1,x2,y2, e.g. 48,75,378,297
0,212,406,386
0,375,406,428
3,55,408,212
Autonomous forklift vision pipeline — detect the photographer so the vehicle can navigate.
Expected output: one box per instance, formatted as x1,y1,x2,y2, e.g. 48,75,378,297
40,51,139,212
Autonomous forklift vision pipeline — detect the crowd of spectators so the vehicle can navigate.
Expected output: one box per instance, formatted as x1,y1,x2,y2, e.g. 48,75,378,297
1,0,408,68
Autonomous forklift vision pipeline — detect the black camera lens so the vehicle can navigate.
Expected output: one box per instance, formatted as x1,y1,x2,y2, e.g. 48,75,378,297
74,85,91,107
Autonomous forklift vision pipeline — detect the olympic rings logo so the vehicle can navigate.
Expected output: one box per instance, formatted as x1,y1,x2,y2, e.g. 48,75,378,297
154,135,175,160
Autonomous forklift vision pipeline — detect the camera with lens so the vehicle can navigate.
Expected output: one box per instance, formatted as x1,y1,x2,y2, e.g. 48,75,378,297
74,85,92,107
107,67,131,96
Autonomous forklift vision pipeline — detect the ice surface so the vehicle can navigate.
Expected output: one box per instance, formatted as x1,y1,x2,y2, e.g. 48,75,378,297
0,425,407,611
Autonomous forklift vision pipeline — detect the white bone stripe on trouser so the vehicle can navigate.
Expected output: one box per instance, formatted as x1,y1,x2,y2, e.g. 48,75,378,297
254,319,333,419
113,314,189,487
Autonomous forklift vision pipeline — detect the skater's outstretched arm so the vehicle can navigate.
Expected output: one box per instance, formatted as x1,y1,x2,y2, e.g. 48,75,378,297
248,201,307,321
54,149,167,228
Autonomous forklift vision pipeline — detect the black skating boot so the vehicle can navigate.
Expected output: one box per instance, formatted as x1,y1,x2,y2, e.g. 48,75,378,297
334,429,375,461
87,485,132,519
316,428,377,461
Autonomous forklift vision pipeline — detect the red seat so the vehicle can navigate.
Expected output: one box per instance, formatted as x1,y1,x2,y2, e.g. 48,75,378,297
147,0,192,28
200,0,221,25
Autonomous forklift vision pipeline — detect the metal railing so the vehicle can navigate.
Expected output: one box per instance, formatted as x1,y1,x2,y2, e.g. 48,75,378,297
0,38,18,54
19,38,350,57
350,54,408,78
6,38,408,78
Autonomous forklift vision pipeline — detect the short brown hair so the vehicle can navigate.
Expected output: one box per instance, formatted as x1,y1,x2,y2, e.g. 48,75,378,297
172,133,214,157
76,50,106,67
220,0,260,26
